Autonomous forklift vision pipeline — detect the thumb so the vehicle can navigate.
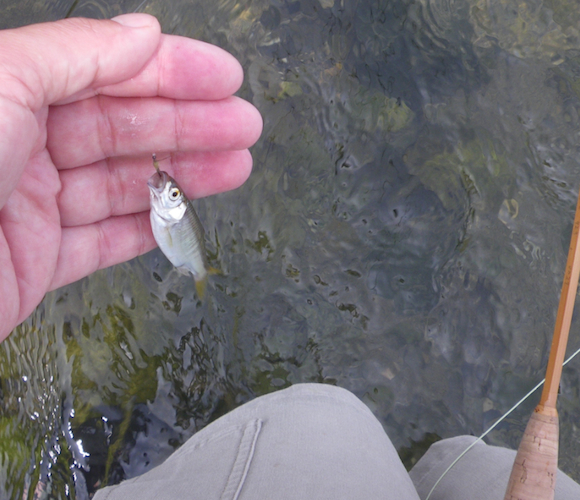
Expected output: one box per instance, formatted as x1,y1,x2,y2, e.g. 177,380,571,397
0,14,162,111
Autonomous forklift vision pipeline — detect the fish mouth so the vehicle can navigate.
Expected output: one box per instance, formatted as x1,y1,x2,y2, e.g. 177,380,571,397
147,171,169,192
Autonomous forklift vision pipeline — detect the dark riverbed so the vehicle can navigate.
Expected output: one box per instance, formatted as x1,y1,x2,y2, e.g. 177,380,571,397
2,0,580,497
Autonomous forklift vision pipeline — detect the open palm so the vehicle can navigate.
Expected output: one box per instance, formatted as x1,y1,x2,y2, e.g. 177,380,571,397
0,14,262,341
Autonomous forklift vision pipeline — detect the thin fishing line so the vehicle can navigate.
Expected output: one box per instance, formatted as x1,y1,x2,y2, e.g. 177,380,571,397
425,343,580,500
133,0,149,13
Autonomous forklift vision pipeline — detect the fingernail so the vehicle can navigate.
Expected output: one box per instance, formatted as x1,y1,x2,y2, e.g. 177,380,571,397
111,13,155,28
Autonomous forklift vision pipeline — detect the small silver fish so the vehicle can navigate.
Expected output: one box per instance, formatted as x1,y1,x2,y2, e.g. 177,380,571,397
147,154,212,298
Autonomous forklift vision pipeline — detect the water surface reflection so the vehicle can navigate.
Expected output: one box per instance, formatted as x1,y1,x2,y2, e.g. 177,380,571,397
2,0,580,497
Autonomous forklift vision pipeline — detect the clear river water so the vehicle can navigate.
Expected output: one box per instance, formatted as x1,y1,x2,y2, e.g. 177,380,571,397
2,0,580,498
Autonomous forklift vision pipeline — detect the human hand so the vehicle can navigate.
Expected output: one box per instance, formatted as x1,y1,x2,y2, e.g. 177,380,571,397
0,14,263,341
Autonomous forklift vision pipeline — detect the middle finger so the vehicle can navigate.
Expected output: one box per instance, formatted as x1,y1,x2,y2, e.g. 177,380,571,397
47,95,262,168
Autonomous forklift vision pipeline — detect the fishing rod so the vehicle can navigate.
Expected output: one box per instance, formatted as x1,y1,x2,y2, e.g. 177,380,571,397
503,187,580,500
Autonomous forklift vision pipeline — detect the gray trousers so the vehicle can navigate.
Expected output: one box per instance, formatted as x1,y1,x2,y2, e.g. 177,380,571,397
94,383,580,500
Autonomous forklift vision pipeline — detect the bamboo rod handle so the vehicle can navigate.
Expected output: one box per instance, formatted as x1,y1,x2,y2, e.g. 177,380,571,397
503,405,558,500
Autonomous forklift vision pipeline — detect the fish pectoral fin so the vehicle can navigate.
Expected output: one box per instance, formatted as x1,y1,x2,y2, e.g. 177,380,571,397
175,266,191,276
162,227,173,248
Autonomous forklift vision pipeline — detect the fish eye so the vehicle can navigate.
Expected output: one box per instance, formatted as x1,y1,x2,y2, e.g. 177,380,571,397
169,188,180,199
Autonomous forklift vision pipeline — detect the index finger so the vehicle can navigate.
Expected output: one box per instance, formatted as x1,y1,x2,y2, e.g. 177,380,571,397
0,15,162,110
58,34,244,104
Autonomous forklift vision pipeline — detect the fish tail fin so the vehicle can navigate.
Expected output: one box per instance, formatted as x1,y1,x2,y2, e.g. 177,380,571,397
195,268,221,299
195,276,208,299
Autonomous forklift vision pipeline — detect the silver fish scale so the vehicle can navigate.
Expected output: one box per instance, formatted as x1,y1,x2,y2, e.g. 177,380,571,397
181,198,208,271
